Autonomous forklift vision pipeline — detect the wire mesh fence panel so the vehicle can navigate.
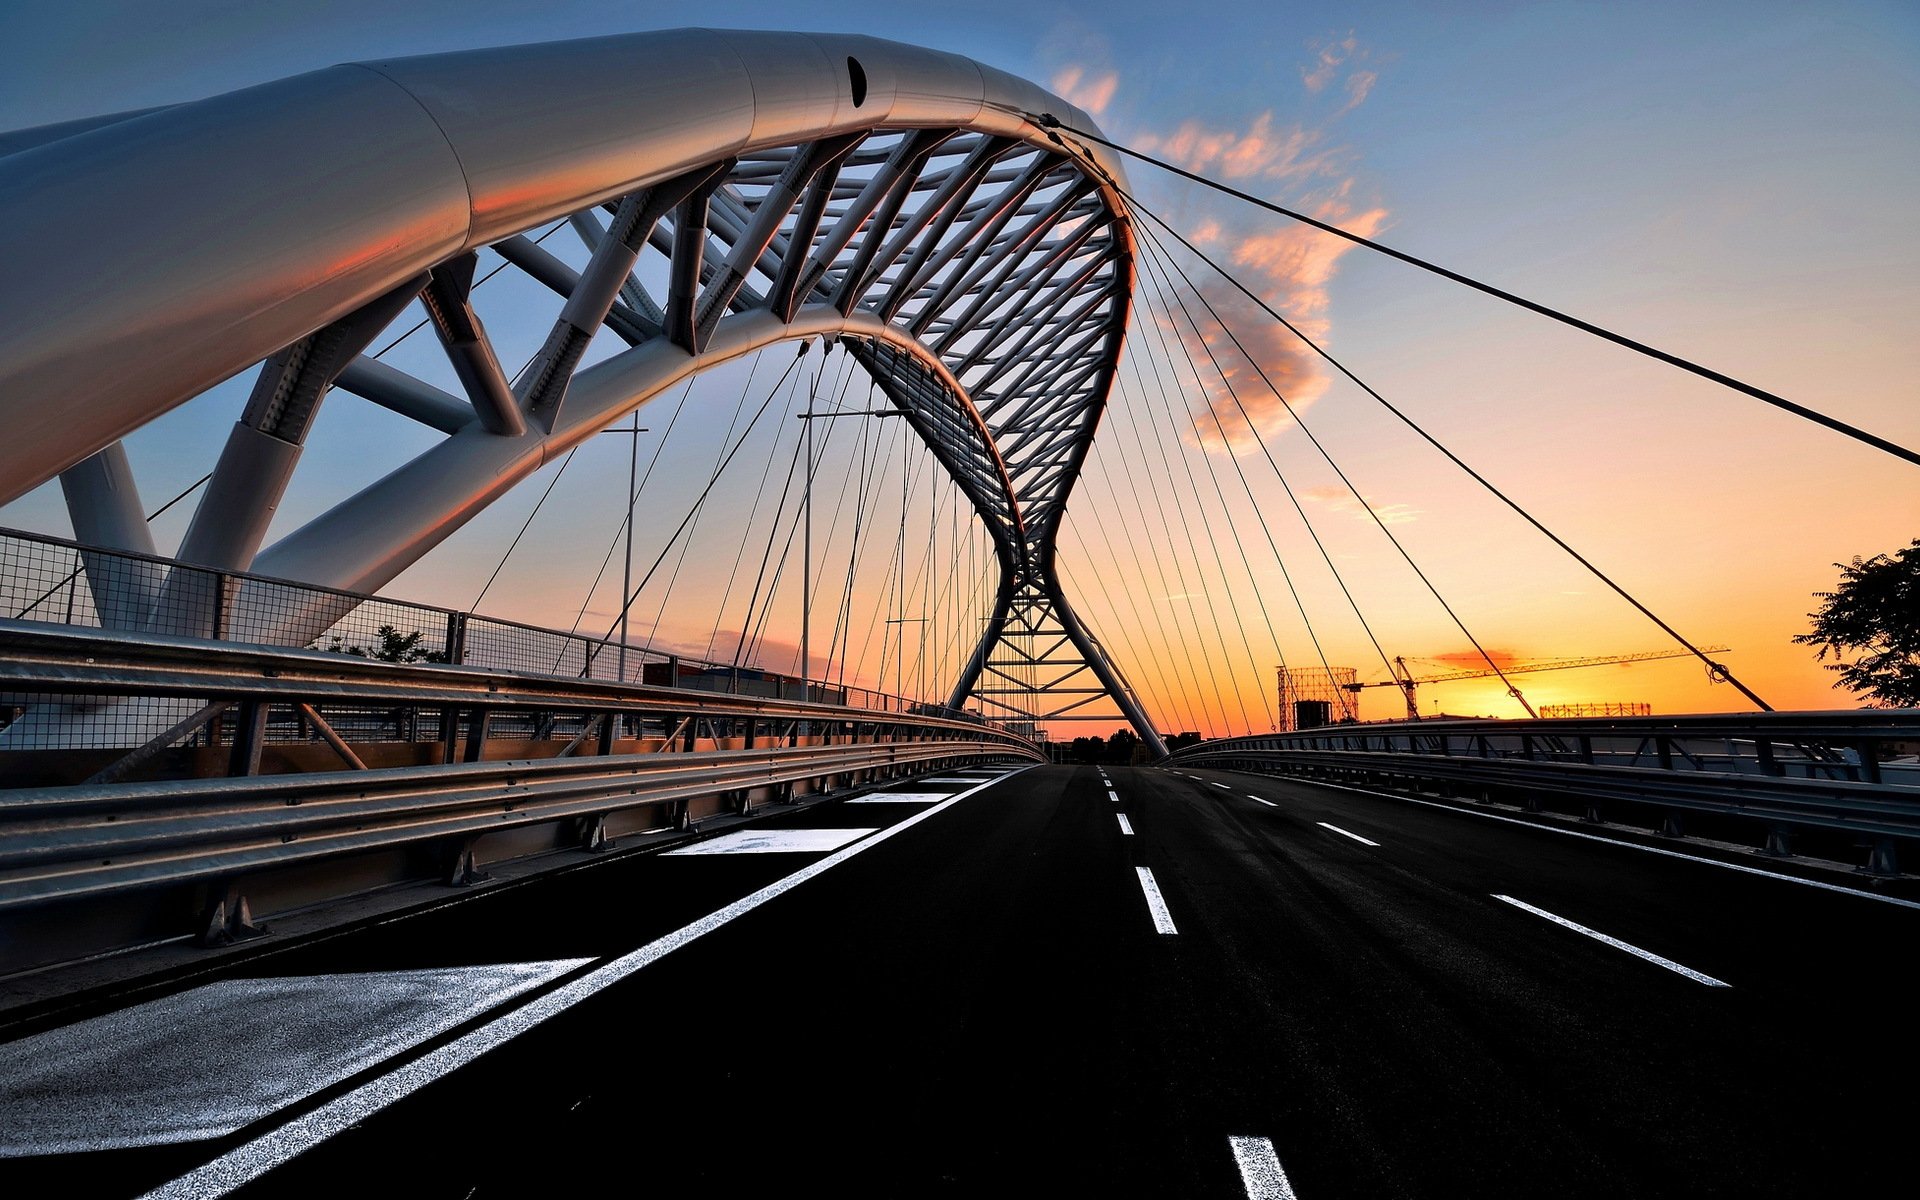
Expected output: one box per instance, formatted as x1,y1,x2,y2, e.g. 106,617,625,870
1,527,1004,740
0,691,213,751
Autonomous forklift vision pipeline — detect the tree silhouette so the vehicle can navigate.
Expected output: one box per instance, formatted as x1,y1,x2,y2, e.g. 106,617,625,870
1793,539,1920,707
319,625,450,664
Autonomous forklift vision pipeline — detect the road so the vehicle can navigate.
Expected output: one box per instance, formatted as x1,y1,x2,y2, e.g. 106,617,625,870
0,763,1910,1197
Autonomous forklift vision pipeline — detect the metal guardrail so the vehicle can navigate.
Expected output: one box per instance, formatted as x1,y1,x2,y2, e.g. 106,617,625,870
0,525,982,739
1170,713,1920,871
0,622,1039,962
0,740,1014,912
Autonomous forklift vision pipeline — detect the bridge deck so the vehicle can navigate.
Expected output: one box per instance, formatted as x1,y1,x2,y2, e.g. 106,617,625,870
0,765,1910,1196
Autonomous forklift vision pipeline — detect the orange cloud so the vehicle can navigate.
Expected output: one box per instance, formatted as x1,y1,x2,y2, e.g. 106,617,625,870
1051,65,1118,116
1158,183,1389,451
1301,32,1360,93
1138,111,1339,183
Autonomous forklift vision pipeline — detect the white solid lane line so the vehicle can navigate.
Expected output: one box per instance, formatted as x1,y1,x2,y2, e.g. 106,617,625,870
1316,822,1379,847
1290,776,1920,913
1116,814,1134,836
1247,796,1277,807
142,768,1036,1199
1493,894,1730,987
1135,867,1178,935
1229,1136,1299,1200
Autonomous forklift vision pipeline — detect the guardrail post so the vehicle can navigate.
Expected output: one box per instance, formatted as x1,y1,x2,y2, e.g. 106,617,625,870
211,571,229,641
1858,742,1883,785
228,700,268,776
1864,838,1899,877
445,611,468,665
197,880,266,946
577,813,610,852
444,837,489,886
597,711,618,755
462,707,491,762
1762,825,1794,857
440,706,460,763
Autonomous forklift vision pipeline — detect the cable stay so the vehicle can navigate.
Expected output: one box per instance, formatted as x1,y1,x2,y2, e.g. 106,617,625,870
1127,249,1361,722
597,342,811,647
1110,379,1247,731
1080,453,1217,735
1038,116,1919,469
1122,188,1771,711
1121,323,1278,734
559,376,695,653
1093,416,1236,733
1135,221,1541,717
1128,229,1408,715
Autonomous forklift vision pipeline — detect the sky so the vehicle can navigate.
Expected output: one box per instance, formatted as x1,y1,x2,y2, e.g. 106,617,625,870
2,1,1915,736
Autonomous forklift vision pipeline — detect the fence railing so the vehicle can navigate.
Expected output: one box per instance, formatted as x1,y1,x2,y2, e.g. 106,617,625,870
0,525,979,735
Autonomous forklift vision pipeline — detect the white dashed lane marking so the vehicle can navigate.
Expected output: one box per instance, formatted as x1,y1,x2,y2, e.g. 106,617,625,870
1494,894,1730,987
1116,814,1134,836
1316,821,1379,847
1247,795,1276,807
1135,867,1179,935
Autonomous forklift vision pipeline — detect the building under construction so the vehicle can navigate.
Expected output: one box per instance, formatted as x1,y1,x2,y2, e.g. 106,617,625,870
1277,667,1359,731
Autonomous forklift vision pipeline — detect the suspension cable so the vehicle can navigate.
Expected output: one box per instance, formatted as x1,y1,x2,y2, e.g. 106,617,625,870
1037,117,1919,469
599,343,811,644
1138,219,1540,717
1126,188,1770,710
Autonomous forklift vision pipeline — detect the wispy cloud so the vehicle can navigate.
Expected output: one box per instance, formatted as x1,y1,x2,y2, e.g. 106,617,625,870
1051,65,1118,116
1050,35,1389,453
1302,484,1420,525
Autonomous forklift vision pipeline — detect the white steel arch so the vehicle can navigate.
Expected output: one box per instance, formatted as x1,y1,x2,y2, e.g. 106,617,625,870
0,30,1166,753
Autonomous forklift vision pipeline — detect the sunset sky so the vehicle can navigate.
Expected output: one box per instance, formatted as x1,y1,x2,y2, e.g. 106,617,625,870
2,1,1914,736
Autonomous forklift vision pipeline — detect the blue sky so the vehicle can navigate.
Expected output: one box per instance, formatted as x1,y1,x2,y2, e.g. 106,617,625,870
2,1,1914,729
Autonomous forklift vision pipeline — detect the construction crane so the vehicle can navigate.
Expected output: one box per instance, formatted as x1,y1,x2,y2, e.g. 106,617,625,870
1341,647,1732,721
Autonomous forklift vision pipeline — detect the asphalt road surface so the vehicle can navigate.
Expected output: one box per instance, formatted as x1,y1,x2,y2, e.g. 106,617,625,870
0,763,1911,1197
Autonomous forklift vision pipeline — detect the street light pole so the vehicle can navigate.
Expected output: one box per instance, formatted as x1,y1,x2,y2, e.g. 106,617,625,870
796,404,902,702
598,417,648,683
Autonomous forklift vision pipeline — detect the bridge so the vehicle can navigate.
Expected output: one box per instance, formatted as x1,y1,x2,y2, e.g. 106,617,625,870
0,29,1914,1198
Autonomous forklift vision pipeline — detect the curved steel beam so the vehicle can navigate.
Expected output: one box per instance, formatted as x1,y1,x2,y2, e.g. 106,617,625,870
0,29,1127,500
0,30,1163,751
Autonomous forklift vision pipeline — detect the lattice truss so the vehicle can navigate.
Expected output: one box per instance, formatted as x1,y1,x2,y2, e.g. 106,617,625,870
32,121,1164,750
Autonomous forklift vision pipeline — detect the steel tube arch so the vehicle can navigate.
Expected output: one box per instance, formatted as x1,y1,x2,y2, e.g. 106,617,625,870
0,29,1166,753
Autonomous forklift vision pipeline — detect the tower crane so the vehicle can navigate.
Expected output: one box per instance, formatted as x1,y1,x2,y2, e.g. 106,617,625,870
1340,647,1733,721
